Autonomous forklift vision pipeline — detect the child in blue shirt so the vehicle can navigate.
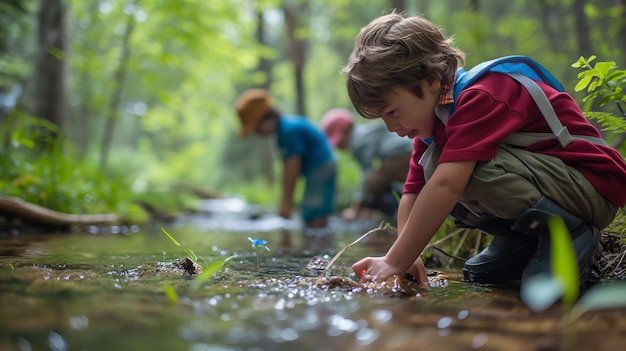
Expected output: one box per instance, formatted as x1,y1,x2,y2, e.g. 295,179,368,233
235,89,337,229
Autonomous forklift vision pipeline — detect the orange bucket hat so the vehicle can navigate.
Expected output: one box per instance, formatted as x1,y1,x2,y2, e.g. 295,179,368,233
235,89,273,138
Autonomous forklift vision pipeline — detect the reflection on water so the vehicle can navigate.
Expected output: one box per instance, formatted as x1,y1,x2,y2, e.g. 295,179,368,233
1,199,625,351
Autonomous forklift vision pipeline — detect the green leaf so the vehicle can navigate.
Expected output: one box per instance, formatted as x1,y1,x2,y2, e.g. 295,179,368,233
164,283,179,305
548,216,579,307
575,75,594,92
594,62,617,78
189,255,236,291
161,227,202,268
161,227,181,247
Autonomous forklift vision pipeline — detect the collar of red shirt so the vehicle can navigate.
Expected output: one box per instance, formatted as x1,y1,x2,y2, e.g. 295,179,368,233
438,82,454,105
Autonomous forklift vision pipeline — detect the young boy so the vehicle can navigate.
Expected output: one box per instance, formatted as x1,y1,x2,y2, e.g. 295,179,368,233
235,88,337,229
344,13,626,288
321,108,413,221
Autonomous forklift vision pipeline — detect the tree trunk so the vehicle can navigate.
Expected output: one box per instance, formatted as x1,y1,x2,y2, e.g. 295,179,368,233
99,11,135,170
282,1,308,116
618,0,626,55
35,0,67,141
255,9,275,184
468,0,479,11
390,0,404,12
535,0,565,53
571,0,593,58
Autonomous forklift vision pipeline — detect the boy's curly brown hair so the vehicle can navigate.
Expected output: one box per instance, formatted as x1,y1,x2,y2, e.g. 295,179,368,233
343,12,466,119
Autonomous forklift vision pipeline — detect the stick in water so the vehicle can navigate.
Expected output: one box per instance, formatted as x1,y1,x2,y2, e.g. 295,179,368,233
316,221,394,284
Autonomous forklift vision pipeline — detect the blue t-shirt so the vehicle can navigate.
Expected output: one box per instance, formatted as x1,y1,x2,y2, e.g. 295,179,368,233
276,115,334,176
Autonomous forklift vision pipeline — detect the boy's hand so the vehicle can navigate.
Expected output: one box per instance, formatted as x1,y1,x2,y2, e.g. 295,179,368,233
352,256,430,286
352,256,402,282
407,257,429,286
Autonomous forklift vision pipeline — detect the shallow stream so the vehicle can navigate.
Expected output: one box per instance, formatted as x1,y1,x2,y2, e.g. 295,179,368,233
1,198,625,351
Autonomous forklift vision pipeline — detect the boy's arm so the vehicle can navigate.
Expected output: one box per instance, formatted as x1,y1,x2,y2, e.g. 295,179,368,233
278,155,301,218
353,160,476,281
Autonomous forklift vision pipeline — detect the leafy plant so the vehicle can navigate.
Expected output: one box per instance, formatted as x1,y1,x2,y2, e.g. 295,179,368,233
161,227,207,267
161,227,235,291
519,217,579,311
572,56,626,134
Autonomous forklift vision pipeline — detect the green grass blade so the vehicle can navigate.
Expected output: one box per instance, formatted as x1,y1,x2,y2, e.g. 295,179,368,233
164,283,179,305
190,257,234,291
548,216,580,307
161,227,182,247
161,227,202,268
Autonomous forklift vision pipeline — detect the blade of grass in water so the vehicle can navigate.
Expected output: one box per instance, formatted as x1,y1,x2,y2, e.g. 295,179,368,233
548,216,580,307
190,255,236,290
161,227,202,268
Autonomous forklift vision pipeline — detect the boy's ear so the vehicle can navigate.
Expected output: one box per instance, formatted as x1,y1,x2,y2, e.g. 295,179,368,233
426,76,442,92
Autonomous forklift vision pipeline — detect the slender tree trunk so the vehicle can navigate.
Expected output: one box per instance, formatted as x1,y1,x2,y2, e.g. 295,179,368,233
70,1,100,158
618,0,626,55
468,0,479,11
35,0,67,141
390,0,404,12
571,0,593,58
257,10,272,91
100,10,135,170
535,0,565,53
282,1,308,116
255,9,275,184
416,0,429,16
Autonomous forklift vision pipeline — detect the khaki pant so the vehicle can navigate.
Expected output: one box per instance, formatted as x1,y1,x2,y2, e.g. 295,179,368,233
423,144,618,230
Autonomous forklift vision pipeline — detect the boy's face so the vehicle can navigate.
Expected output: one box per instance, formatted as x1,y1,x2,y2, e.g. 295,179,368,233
255,114,277,137
379,79,441,139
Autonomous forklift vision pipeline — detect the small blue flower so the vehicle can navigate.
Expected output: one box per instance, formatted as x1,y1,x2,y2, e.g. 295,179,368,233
248,237,270,251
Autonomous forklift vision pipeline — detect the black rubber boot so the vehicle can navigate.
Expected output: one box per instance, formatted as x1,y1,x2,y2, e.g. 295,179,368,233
463,218,538,284
513,196,601,286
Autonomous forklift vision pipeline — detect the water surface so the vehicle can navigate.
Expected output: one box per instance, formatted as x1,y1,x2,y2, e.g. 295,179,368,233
1,199,625,351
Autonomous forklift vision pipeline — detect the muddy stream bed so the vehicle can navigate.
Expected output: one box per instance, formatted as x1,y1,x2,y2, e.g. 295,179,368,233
1,198,625,351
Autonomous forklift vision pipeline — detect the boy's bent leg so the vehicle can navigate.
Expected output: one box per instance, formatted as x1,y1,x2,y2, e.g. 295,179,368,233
452,203,539,284
458,148,618,286
514,196,610,286
463,235,538,284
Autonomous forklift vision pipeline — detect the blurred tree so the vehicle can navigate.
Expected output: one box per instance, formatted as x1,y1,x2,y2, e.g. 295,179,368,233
34,0,67,142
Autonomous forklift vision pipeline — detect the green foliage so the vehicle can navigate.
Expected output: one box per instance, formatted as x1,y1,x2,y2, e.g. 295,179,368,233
572,56,626,133
521,216,626,318
161,227,237,291
548,216,580,307
0,111,135,215
521,216,579,312
161,227,207,267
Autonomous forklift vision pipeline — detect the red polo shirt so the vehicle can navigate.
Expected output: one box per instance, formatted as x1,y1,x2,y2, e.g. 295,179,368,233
403,72,626,207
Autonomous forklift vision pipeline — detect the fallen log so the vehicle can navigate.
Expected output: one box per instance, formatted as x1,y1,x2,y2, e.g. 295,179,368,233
0,195,119,228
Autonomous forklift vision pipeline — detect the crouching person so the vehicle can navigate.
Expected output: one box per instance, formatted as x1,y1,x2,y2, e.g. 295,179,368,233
345,12,626,290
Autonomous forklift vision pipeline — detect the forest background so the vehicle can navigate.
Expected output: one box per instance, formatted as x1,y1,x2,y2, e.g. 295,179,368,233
1,0,625,224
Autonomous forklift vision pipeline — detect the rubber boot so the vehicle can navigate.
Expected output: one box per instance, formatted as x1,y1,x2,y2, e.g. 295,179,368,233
513,196,601,286
463,218,538,284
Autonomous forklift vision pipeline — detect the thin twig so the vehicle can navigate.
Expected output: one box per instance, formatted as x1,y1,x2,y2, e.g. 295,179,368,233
431,246,467,262
424,228,465,249
316,221,391,283
446,229,470,266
